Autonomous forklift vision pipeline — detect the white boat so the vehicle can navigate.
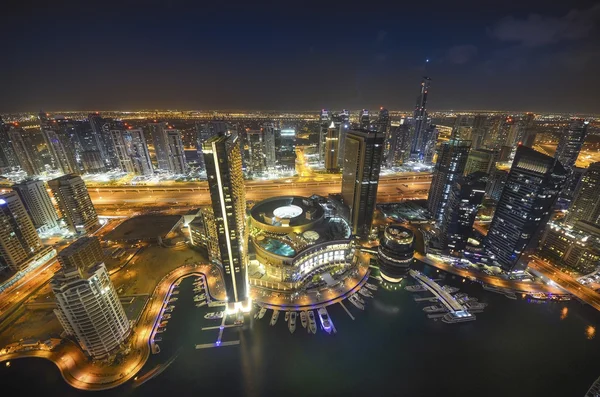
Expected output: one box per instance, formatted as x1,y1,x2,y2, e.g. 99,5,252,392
288,312,297,334
285,311,290,322
348,295,364,310
204,311,224,320
300,311,307,328
193,296,204,302
162,314,171,319
358,288,373,298
168,297,178,302
195,302,207,307
270,310,280,326
258,307,267,319
307,311,317,334
353,294,365,305
156,327,166,333
317,307,332,334
365,282,378,291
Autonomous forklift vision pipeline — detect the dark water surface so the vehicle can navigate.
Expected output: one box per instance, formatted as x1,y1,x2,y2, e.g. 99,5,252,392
2,264,600,397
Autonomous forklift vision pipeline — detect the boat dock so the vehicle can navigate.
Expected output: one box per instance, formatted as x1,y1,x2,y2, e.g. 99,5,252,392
409,270,476,324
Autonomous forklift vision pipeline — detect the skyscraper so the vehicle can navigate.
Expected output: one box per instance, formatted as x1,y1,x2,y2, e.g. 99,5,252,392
385,121,411,167
565,162,600,226
555,119,589,170
0,192,44,271
427,139,471,222
470,115,488,150
166,129,187,174
262,123,277,170
377,225,415,283
48,174,99,234
484,146,567,271
128,129,153,175
88,113,115,168
318,109,330,165
359,109,370,129
0,117,19,169
439,172,487,254
12,179,59,232
57,236,104,273
410,76,432,160
341,129,385,237
8,127,44,175
203,132,250,313
52,261,130,359
324,121,339,172
39,112,78,174
149,122,170,171
464,149,498,176
539,221,600,275
111,130,136,173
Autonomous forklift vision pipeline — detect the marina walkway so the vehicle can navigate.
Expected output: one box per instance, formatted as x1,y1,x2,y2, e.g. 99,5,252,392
409,270,464,313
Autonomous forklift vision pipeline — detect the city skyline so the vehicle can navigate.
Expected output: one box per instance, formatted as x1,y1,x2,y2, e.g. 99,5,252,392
1,1,599,113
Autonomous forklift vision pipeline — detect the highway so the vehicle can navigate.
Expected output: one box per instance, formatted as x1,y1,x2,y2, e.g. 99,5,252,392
88,173,432,206
527,256,600,311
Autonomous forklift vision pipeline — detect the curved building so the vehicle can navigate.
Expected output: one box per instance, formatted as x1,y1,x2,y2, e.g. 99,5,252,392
378,225,415,283
248,195,354,290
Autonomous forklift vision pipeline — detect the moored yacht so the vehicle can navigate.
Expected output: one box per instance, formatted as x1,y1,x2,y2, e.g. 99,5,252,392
317,307,332,334
300,311,307,328
308,310,317,334
289,312,297,334
270,310,280,326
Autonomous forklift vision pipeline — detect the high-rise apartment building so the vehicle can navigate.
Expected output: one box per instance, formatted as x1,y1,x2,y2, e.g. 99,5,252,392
39,112,78,174
565,162,600,226
0,192,44,271
464,149,498,176
341,129,385,237
427,139,471,222
359,109,370,129
8,127,43,175
57,236,104,273
555,119,589,170
52,262,130,359
484,146,567,271
189,208,220,265
166,129,187,174
385,121,411,167
262,123,277,170
0,117,19,169
539,221,600,275
318,109,330,165
48,174,99,234
324,122,340,172
439,172,487,254
203,132,249,312
111,130,136,173
12,179,59,232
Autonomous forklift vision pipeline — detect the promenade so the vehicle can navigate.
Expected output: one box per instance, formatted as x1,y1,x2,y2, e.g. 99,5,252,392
0,263,224,391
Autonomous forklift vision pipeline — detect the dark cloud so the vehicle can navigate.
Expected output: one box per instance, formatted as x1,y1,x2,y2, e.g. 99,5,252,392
489,4,600,46
445,45,478,64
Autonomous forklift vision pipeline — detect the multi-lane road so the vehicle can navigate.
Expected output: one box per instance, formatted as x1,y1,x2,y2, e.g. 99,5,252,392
88,173,432,207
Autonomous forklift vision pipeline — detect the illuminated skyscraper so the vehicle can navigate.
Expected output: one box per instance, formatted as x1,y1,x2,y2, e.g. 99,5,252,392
359,109,370,129
48,174,99,234
8,127,44,175
12,179,59,232
555,119,589,170
484,146,567,271
39,112,78,174
464,149,498,176
386,121,411,167
565,162,600,226
439,172,486,254
166,129,187,174
57,236,104,272
0,117,19,169
427,139,471,222
111,130,136,173
341,129,385,237
410,76,432,160
128,129,153,175
52,261,130,359
262,123,277,170
203,132,249,312
318,109,330,165
0,192,44,272
377,225,415,283
324,121,339,172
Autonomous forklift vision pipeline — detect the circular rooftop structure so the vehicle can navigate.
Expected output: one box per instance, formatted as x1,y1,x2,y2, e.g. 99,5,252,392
250,196,325,234
378,225,415,283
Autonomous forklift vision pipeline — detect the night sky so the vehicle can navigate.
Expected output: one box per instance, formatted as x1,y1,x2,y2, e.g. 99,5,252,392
2,0,599,113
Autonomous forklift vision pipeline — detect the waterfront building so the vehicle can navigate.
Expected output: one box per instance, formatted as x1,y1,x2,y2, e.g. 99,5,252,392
539,221,600,275
189,208,220,265
57,236,104,273
439,172,487,254
377,225,415,283
203,132,249,312
410,76,432,160
11,179,59,232
52,262,130,359
555,120,589,170
341,129,385,238
565,162,600,226
0,192,44,272
48,174,99,234
484,146,567,272
427,139,471,222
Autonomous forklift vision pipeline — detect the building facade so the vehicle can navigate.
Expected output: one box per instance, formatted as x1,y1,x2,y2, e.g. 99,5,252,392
377,225,415,283
484,146,567,271
565,162,600,226
11,179,59,232
341,129,385,237
555,120,589,170
203,132,249,312
48,174,99,234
